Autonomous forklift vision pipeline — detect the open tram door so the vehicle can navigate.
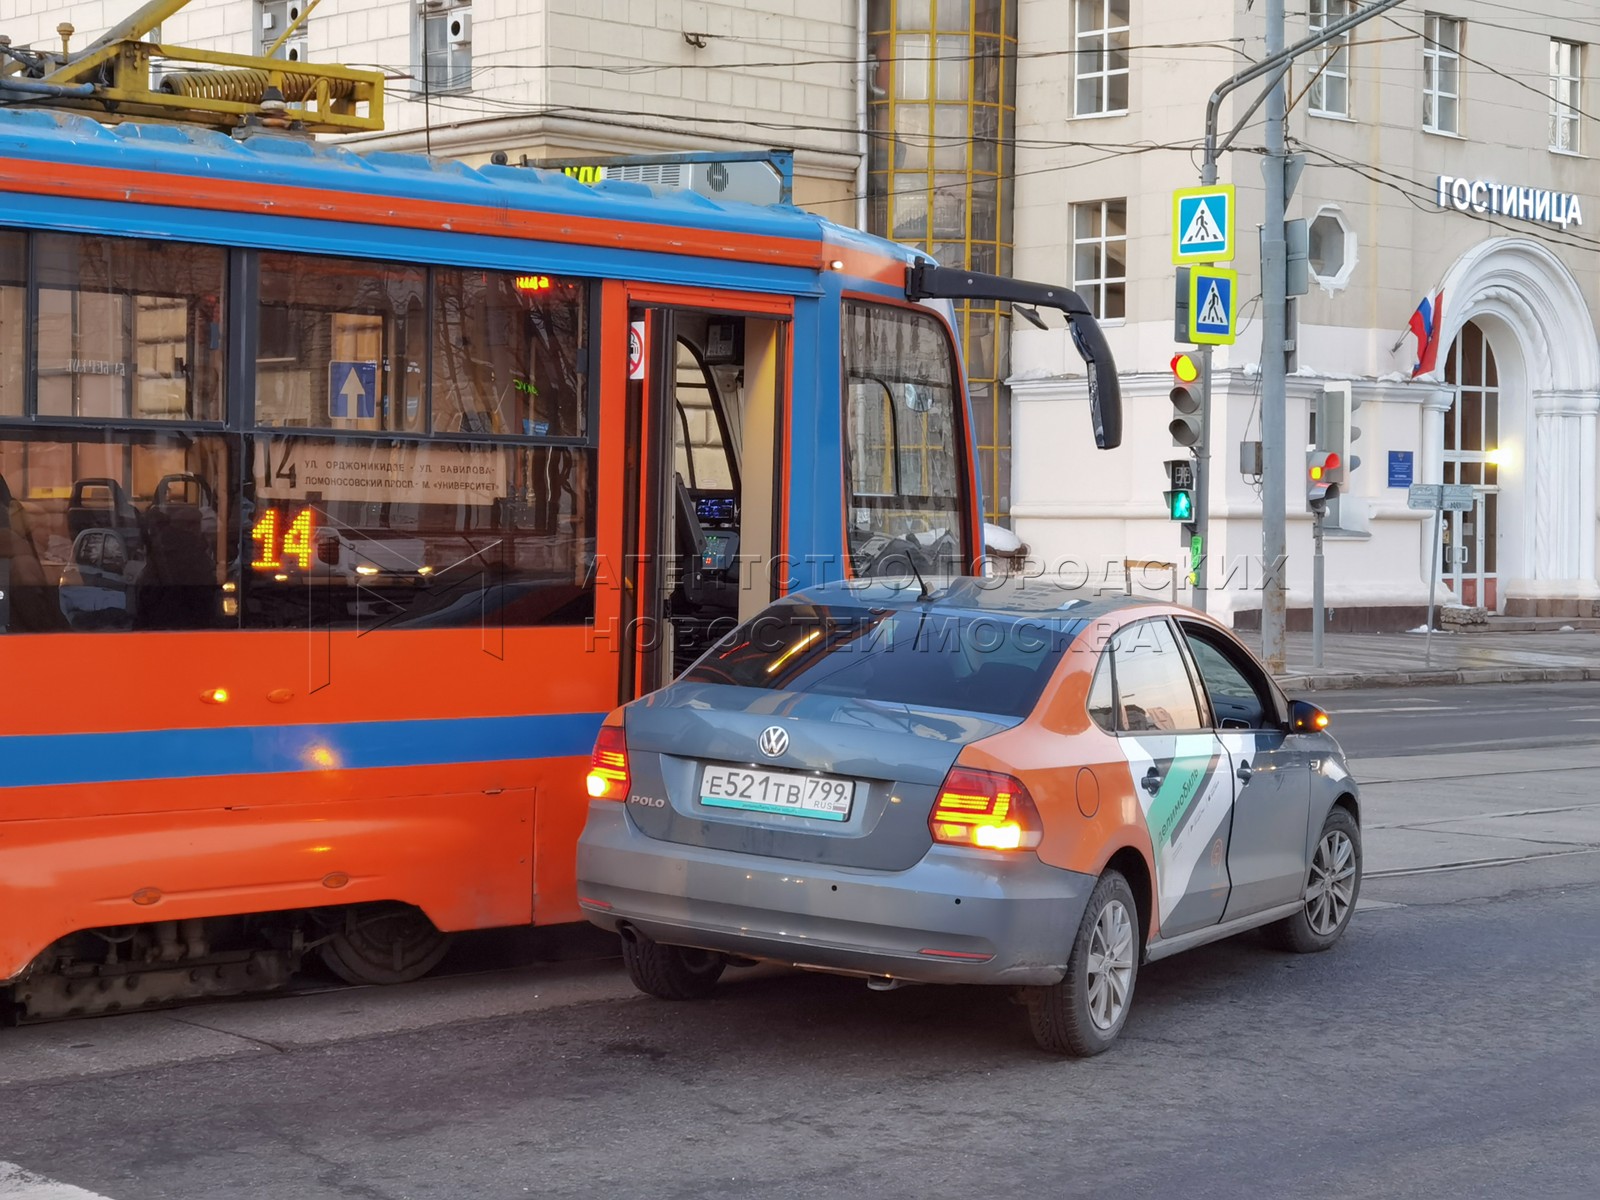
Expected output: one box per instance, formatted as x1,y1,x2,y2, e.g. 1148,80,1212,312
619,296,789,699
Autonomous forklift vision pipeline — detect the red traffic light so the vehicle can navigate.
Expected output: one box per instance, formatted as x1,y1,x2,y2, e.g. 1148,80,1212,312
1170,353,1199,383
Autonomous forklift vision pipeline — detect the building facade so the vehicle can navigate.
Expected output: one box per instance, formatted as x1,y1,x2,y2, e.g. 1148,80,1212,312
1011,0,1600,624
8,0,1597,618
3,0,864,215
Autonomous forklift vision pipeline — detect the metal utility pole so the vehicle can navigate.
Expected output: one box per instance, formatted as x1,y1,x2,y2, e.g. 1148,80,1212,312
1195,0,1409,672
1260,0,1288,671
1311,505,1326,667
1193,346,1213,614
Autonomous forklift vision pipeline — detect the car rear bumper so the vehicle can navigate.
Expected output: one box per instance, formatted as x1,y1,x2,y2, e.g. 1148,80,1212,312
576,803,1095,986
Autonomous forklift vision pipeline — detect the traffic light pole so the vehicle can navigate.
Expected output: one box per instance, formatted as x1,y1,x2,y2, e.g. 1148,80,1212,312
1312,506,1325,668
1194,346,1213,614
1197,0,1410,671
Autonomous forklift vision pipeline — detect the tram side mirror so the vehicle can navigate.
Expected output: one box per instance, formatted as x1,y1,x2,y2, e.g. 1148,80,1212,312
1068,315,1123,450
1288,699,1331,734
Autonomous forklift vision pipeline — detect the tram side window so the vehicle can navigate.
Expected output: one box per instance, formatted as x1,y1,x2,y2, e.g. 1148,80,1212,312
1,230,23,417
33,234,226,423
432,269,588,438
257,252,427,433
0,431,235,634
842,302,969,578
240,435,595,629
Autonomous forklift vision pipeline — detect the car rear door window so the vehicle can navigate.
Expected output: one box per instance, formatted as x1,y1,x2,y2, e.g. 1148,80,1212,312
683,602,1073,719
1105,619,1205,732
1086,652,1117,731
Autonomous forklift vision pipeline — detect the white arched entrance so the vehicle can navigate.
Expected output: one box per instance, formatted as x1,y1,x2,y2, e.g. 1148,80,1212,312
1424,238,1600,615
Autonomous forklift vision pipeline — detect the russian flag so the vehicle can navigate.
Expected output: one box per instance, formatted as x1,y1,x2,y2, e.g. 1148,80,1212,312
1409,291,1445,377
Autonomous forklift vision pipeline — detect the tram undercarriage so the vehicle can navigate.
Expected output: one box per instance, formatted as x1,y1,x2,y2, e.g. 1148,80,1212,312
2,902,450,1023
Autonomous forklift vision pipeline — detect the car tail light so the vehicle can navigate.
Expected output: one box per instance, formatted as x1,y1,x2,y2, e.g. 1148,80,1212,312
585,726,630,800
928,766,1042,851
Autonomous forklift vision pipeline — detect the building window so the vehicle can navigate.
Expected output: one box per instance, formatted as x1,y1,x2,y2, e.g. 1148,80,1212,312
258,0,308,62
1307,206,1357,291
1073,0,1129,117
1307,0,1351,117
1422,15,1462,135
866,0,1020,526
419,1,472,93
1550,39,1583,153
1071,200,1126,321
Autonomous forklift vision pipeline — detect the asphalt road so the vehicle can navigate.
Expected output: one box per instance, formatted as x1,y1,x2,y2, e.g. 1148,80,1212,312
3,682,1599,1200
2,862,1597,1200
1314,680,1600,758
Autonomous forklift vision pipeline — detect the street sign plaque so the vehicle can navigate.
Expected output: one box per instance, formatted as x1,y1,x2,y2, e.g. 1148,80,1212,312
1187,266,1238,345
1407,484,1442,510
1408,483,1476,511
1172,185,1235,265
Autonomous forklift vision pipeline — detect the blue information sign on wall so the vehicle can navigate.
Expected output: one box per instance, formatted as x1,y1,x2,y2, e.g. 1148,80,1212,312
1388,450,1414,488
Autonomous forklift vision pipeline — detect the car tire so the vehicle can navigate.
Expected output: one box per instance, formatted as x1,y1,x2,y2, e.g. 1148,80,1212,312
1267,806,1361,953
1025,870,1140,1057
621,937,726,1000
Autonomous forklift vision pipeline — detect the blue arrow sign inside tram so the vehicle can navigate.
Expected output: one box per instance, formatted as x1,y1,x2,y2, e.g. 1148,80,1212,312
329,360,378,419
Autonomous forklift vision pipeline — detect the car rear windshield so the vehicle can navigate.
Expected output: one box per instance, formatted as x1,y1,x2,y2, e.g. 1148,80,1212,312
682,602,1076,719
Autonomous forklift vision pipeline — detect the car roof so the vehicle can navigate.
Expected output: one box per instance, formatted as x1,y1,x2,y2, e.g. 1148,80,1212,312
783,577,1185,624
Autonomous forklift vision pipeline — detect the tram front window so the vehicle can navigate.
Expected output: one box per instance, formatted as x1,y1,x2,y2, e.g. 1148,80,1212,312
842,301,968,578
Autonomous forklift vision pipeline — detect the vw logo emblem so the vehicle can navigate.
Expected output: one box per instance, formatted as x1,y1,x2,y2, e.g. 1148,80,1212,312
758,726,789,758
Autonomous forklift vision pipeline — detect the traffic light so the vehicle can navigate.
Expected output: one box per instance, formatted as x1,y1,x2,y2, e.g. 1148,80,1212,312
1164,458,1194,521
1317,381,1361,487
1307,450,1341,513
1169,353,1203,447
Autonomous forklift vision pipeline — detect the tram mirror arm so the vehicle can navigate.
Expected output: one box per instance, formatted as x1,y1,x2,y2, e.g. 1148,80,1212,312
905,260,1123,450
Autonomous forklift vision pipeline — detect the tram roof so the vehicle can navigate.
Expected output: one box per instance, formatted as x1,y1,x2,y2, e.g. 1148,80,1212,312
0,108,911,274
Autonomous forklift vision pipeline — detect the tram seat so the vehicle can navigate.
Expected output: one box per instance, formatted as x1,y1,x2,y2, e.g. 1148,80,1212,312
140,502,217,629
67,478,142,547
1,471,70,632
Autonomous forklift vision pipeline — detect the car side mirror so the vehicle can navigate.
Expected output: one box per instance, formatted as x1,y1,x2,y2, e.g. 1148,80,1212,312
1288,699,1330,734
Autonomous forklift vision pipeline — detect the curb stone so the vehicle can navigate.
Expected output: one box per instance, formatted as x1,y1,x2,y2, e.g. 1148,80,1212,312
1275,666,1600,692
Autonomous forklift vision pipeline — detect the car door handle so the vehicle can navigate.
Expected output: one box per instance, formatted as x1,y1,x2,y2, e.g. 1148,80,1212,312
1236,761,1253,784
1141,766,1162,796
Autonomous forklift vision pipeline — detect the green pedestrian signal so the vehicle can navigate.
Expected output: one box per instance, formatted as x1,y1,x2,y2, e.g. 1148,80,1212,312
1163,457,1195,522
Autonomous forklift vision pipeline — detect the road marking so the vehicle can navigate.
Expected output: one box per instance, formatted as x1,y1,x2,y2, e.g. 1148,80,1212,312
0,1162,116,1200
1333,705,1456,714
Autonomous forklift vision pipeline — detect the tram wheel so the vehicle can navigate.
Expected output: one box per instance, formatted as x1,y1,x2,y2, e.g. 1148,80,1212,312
318,903,453,985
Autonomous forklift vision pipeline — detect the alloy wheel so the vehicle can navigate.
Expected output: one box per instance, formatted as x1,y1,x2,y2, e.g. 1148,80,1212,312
1305,829,1357,936
1085,898,1135,1031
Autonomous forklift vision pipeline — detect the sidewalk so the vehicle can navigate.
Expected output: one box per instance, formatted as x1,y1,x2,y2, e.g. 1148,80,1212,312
1269,626,1600,691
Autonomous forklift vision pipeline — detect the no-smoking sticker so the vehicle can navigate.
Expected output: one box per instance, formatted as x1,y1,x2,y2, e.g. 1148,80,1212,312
628,320,647,380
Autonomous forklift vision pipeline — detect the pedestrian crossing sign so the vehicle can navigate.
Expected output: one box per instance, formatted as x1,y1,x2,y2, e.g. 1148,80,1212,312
1187,266,1238,345
1172,185,1235,264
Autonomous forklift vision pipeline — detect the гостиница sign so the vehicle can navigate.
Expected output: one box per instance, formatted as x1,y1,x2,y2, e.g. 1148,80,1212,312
1436,175,1584,229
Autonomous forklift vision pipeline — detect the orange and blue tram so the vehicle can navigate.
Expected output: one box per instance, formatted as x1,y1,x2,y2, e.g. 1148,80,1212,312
0,106,1120,1018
